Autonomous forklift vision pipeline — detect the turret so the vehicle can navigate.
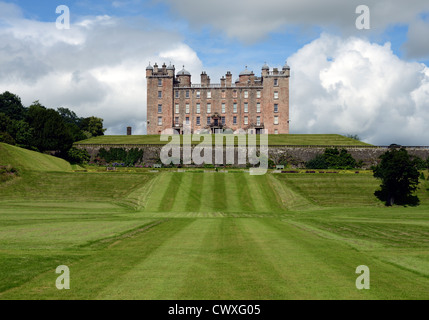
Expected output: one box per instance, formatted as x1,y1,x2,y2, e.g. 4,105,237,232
177,66,191,87
282,61,290,77
146,62,153,77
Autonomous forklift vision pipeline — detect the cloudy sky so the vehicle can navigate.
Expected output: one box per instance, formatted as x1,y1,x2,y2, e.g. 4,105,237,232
0,0,429,145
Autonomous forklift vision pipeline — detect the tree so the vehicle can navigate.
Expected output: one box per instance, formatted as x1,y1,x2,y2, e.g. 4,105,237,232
0,91,26,121
346,134,361,141
26,102,74,153
80,116,106,137
373,147,420,206
67,147,90,164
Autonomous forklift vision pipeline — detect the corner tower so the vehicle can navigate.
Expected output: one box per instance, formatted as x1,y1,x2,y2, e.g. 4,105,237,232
146,62,175,134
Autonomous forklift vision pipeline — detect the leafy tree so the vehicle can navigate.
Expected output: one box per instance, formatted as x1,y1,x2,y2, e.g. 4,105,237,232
306,154,328,169
0,91,26,121
80,116,106,137
0,132,15,145
346,134,361,141
412,156,428,170
57,107,82,126
0,113,12,133
67,147,90,164
373,147,420,206
26,102,74,152
10,120,33,147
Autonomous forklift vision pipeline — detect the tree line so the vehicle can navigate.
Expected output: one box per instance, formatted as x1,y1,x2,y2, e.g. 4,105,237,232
0,91,104,162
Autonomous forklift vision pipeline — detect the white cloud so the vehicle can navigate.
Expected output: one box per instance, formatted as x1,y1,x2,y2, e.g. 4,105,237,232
161,0,429,43
0,12,202,135
289,34,429,145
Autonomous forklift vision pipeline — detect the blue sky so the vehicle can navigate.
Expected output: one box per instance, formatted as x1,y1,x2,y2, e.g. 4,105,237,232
1,0,429,144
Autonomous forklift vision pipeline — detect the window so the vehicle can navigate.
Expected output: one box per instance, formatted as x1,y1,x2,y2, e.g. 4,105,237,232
158,117,162,126
207,117,211,125
158,104,162,114
186,117,190,125
233,90,237,98
233,103,237,113
233,116,237,125
274,79,278,86
257,103,261,113
274,91,279,99
196,116,201,126
257,91,261,99
222,103,226,114
186,90,190,98
175,104,179,114
222,90,226,98
196,103,200,114
175,117,179,124
257,116,261,126
207,103,211,114
244,103,248,113
158,79,162,86
274,104,278,113
244,90,248,99
158,91,162,99
274,116,279,125
186,104,190,114
244,116,248,125
175,91,179,98
196,91,200,99
207,91,211,99
221,116,226,125
274,129,279,135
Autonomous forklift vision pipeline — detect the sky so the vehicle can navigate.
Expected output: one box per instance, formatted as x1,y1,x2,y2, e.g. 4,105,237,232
0,0,429,145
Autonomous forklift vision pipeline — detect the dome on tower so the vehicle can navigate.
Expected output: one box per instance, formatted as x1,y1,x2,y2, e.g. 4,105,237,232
177,66,191,76
146,62,153,70
239,66,253,76
283,61,290,70
262,62,269,70
167,62,175,70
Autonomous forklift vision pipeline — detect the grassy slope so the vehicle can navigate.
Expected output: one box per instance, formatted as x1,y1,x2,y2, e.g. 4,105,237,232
75,134,371,146
1,145,429,299
0,143,72,172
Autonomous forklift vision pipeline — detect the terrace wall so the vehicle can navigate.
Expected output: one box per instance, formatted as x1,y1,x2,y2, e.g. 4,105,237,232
74,144,429,169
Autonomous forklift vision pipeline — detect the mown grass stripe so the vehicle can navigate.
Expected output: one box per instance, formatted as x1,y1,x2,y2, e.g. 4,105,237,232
255,175,286,213
244,174,271,212
185,173,204,212
233,173,255,212
158,173,183,212
171,173,194,212
212,173,227,212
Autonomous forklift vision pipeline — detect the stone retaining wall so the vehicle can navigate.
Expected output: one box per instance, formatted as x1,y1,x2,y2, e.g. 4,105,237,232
74,144,429,169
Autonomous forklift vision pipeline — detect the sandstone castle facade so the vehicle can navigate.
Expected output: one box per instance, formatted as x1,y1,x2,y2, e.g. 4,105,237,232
146,61,290,135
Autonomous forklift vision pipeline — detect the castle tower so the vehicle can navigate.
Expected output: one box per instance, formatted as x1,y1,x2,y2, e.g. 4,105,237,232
146,62,175,135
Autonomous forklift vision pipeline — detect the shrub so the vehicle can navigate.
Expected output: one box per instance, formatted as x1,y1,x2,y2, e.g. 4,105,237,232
97,148,143,167
306,148,359,169
67,147,90,164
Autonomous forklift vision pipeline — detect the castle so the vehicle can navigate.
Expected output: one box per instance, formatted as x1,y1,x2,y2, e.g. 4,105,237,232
146,61,290,135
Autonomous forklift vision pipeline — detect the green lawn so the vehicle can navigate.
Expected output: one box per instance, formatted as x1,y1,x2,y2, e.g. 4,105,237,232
1,144,429,299
0,143,72,172
75,134,371,146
